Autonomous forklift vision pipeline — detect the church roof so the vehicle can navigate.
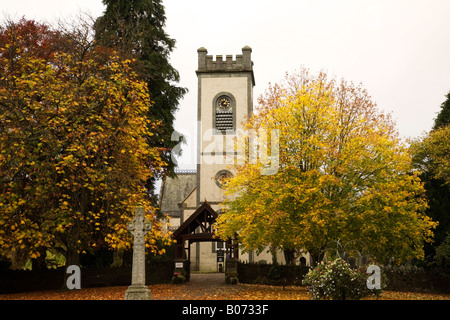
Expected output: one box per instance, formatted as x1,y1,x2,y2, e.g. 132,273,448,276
172,201,218,241
158,171,197,217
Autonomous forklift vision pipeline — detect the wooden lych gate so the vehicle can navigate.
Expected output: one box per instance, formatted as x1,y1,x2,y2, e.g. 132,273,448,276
172,202,238,261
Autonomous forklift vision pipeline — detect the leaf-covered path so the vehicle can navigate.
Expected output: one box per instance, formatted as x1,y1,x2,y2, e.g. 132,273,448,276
0,273,449,300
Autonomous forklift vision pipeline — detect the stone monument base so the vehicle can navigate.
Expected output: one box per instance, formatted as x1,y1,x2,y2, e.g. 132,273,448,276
124,285,152,300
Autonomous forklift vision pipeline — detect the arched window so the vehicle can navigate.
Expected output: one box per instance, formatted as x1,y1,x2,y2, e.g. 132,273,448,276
214,93,235,133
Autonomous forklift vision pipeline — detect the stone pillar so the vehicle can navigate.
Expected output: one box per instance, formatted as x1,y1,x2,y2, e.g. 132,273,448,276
124,207,152,300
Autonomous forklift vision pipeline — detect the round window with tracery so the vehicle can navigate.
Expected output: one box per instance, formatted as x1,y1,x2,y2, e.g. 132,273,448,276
214,170,233,188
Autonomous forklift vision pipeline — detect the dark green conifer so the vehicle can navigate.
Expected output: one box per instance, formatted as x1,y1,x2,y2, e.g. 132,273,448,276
95,0,187,198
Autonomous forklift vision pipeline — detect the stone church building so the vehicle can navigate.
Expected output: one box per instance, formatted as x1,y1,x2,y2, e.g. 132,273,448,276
159,47,298,272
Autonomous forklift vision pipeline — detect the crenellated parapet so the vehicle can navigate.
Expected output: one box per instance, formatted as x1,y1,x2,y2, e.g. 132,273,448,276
197,46,254,80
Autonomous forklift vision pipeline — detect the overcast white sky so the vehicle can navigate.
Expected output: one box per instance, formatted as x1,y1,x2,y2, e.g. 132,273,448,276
3,0,450,170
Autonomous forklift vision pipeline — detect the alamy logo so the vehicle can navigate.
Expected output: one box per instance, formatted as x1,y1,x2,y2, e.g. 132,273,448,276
171,123,279,176
66,265,81,290
366,265,381,290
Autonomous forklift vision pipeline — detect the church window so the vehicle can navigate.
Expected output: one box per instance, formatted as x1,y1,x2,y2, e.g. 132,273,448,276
214,170,233,188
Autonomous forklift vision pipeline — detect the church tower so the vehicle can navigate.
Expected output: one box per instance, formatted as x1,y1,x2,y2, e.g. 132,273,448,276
196,46,255,210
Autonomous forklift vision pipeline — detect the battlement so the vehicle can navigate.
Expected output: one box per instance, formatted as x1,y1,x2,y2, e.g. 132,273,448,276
197,46,253,74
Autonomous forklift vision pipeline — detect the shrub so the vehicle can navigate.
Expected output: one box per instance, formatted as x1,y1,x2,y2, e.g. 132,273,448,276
267,262,282,281
172,271,186,284
226,272,239,285
237,262,310,285
303,259,384,300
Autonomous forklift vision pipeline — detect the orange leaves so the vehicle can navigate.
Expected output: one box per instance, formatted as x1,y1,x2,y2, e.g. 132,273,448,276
0,18,170,263
1,283,448,300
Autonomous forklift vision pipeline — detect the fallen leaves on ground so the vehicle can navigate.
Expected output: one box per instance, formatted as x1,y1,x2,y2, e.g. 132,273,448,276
0,283,449,300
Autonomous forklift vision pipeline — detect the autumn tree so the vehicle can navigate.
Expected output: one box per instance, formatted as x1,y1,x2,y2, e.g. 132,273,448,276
0,18,171,268
215,69,437,265
411,91,450,265
94,0,188,196
413,125,450,187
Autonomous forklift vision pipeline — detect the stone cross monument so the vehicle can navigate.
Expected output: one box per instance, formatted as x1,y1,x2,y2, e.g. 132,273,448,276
124,206,152,300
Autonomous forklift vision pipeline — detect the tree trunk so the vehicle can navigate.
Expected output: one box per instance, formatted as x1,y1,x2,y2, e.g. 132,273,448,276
31,248,47,270
309,249,321,267
111,249,124,267
65,249,80,267
10,248,29,270
283,249,296,265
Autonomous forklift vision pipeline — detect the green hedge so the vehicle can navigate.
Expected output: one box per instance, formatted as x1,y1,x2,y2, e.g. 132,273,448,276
0,268,66,294
383,266,450,293
237,262,450,293
237,262,310,286
0,260,174,294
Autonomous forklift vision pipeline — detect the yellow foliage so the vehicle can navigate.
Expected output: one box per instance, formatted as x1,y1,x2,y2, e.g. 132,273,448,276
0,20,171,262
411,124,450,186
215,68,437,264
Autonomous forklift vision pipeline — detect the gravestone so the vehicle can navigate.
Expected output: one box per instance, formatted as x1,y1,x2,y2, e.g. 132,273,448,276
124,206,152,300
